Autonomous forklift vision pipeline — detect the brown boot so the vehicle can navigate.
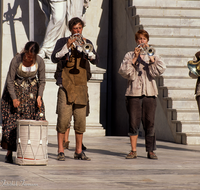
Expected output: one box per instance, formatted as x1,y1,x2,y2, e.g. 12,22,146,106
126,151,137,159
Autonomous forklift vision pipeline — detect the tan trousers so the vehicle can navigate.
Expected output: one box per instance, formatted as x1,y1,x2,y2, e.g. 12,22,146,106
56,87,86,134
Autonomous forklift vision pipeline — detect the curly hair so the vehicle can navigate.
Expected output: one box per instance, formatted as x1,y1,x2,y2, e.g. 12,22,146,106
68,17,85,31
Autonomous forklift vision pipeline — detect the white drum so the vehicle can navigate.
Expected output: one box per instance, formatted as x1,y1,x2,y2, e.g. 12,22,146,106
15,120,48,165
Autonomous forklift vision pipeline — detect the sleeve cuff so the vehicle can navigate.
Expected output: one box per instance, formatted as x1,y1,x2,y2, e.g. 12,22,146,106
55,44,69,58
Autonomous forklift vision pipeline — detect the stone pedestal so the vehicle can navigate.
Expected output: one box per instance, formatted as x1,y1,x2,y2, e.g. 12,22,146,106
44,60,106,136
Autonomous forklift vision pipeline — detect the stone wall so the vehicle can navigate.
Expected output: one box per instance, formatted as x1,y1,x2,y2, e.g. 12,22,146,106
110,0,174,141
0,0,108,135
0,0,174,140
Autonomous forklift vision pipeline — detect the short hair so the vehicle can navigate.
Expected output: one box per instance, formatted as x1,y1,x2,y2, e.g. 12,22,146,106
195,51,200,61
135,29,149,42
68,17,85,31
24,41,39,55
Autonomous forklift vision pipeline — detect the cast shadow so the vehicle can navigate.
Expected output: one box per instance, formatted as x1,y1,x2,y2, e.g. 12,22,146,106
2,0,46,56
96,0,109,133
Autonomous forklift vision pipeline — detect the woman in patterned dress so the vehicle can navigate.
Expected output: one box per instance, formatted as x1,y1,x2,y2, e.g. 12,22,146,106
1,41,46,163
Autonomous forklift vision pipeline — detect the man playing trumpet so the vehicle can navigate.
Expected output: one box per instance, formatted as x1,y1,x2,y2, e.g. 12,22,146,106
118,29,166,159
188,51,200,115
51,17,98,161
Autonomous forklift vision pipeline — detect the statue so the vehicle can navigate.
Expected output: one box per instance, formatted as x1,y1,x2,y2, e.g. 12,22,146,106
38,0,90,59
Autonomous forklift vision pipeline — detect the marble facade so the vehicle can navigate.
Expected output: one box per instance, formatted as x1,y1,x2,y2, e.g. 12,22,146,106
1,0,186,143
0,0,108,136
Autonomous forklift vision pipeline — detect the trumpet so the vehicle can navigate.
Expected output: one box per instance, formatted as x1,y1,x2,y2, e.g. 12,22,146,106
187,59,200,76
70,33,93,54
137,43,155,56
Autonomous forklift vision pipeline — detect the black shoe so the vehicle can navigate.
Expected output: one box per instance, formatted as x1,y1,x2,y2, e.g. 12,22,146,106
57,152,65,161
5,152,13,163
147,152,158,159
74,151,91,161
82,143,87,150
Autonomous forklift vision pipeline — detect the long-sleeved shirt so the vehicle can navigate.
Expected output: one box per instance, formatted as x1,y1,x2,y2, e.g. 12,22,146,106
6,53,46,100
189,71,200,95
118,51,166,97
51,36,98,105
51,37,98,85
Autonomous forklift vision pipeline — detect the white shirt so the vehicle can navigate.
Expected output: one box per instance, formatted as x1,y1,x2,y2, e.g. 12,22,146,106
22,65,36,72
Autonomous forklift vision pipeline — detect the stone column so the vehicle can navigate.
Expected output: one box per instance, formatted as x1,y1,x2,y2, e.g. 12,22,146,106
85,64,106,136
29,0,34,41
0,0,3,132
0,0,3,95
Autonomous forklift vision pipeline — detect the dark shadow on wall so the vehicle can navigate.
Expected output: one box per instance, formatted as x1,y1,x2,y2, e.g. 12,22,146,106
2,0,25,56
2,0,46,56
96,0,109,134
98,0,129,136
34,1,46,45
106,0,131,136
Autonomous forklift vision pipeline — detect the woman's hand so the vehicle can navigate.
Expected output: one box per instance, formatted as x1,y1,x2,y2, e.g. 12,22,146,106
37,96,42,108
13,99,20,108
149,55,155,63
132,46,141,64
145,44,155,63
134,47,140,58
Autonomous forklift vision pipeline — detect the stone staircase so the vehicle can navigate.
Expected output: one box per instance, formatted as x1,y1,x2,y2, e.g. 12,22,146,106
125,0,200,144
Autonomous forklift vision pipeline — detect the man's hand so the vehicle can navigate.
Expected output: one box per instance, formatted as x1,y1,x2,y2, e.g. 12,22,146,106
88,52,96,60
67,38,76,49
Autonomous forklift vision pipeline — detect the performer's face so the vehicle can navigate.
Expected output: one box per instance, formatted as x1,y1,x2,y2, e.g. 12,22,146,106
71,23,83,35
24,52,34,62
137,34,148,45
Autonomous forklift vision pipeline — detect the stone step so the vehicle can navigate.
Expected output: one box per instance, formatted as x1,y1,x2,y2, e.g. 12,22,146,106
155,46,199,57
132,6,200,17
180,121,200,133
149,36,200,47
161,57,192,67
169,108,199,121
176,132,200,145
172,120,200,134
129,0,200,8
126,0,200,145
159,77,196,88
48,125,105,136
162,66,190,77
45,63,57,72
142,25,200,37
164,97,197,109
136,16,200,27
44,62,57,80
161,87,195,98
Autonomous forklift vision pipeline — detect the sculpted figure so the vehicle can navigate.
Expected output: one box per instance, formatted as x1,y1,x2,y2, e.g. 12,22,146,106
38,0,89,59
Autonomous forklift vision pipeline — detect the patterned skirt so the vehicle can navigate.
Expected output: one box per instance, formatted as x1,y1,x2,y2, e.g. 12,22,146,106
1,80,45,151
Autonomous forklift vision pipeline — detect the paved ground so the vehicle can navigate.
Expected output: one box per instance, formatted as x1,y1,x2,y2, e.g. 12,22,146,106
0,135,200,190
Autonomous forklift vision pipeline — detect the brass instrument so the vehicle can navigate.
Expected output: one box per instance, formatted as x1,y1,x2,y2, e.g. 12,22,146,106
187,59,200,76
137,43,155,56
70,33,93,54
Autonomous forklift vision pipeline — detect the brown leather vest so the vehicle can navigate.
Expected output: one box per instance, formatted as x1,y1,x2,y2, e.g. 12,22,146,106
62,47,88,105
